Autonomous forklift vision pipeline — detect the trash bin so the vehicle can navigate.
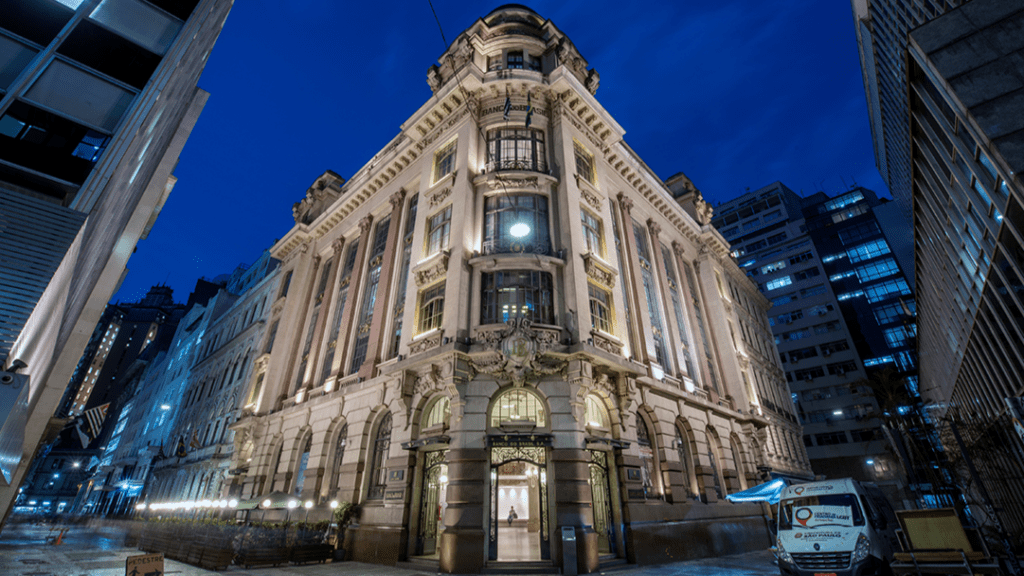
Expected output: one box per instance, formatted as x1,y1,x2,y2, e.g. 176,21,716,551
561,526,577,576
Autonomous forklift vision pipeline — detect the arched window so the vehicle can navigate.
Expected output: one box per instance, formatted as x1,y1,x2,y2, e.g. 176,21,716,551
706,430,724,499
269,442,284,492
636,415,661,499
585,394,610,430
367,412,392,500
490,388,546,428
328,424,348,496
294,435,312,497
730,436,749,490
675,424,699,501
422,396,450,430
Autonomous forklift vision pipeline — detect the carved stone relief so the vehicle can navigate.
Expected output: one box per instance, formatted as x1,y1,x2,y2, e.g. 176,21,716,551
469,319,565,387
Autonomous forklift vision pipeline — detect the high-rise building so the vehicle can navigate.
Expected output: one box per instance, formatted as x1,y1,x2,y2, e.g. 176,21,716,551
850,0,968,213
0,0,233,526
192,6,810,573
854,0,1024,540
713,183,925,503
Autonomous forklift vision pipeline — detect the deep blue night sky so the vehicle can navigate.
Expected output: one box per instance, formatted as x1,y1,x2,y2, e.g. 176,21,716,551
111,0,889,304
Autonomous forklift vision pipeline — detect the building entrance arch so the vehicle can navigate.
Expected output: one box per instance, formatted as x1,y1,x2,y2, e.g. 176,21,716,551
488,439,550,562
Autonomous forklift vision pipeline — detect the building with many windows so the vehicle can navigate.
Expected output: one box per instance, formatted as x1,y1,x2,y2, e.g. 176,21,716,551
215,6,810,573
713,183,934,505
0,0,232,525
854,0,1024,542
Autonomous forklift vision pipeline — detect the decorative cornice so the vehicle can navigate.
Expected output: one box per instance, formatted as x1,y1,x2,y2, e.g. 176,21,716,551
487,176,539,191
428,187,452,208
410,332,443,356
413,251,450,287
582,252,617,289
579,187,603,210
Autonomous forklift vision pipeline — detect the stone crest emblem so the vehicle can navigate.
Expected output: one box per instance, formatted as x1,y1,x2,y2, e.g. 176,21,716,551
471,318,564,386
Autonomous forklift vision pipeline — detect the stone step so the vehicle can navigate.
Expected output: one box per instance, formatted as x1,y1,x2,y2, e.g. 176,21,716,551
481,560,559,574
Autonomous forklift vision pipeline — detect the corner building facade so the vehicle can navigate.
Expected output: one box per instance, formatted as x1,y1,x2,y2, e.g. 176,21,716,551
231,6,810,572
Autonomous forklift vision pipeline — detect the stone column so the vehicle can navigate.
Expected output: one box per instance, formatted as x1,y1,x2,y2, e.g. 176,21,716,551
358,189,406,380
615,193,651,369
550,447,600,574
438,446,489,574
330,215,373,379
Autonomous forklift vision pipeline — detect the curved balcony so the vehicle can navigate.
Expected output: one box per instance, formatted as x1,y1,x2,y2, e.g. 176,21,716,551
485,157,548,174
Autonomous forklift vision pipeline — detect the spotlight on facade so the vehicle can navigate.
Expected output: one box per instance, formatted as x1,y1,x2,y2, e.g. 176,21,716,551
866,459,874,465
304,500,313,509
229,499,238,508
330,501,339,509
160,404,171,410
262,499,272,508
136,504,146,510
288,500,298,509
510,222,531,238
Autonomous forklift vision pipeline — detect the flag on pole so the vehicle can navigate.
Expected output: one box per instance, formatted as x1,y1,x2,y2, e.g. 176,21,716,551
503,87,511,121
74,403,110,448
190,429,200,449
74,420,91,449
176,437,187,458
524,91,533,128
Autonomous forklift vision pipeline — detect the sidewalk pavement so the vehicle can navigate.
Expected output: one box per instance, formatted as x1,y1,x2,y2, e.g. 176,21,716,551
0,524,779,576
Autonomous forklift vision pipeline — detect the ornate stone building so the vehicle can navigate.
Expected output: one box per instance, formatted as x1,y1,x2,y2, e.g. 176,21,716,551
229,6,810,573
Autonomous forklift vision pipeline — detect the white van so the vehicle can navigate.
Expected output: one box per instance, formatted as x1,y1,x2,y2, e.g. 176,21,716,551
775,478,899,576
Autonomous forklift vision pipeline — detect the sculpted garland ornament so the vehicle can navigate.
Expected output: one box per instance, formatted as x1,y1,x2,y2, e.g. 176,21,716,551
471,318,565,387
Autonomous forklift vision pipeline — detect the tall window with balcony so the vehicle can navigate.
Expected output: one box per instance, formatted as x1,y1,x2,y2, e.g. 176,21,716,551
350,217,391,373
486,128,546,173
683,262,721,394
390,195,417,359
483,194,550,255
321,241,359,382
574,139,596,184
633,222,667,367
481,270,554,325
662,245,697,383
432,138,456,184
294,257,333,394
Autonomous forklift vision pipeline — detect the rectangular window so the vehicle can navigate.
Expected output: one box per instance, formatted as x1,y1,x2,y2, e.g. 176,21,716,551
847,239,891,263
800,284,826,297
766,232,787,246
633,222,667,366
581,209,603,255
827,361,857,375
766,276,792,291
789,251,813,265
507,50,524,69
426,205,452,255
855,258,899,282
793,267,820,281
527,54,541,71
838,221,881,246
418,282,445,333
487,128,546,172
350,217,391,373
761,260,786,274
488,55,502,71
432,138,457,183
865,278,910,303
574,139,596,184
481,270,555,325
883,325,917,348
588,283,612,333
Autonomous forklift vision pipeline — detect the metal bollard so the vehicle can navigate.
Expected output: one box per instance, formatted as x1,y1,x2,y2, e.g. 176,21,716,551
561,526,577,575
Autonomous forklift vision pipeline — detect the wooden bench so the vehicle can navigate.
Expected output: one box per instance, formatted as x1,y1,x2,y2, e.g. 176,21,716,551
236,547,291,568
290,543,334,565
889,508,1001,575
184,544,235,570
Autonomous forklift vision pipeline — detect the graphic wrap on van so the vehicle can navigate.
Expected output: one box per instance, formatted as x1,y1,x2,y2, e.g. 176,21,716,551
775,479,895,576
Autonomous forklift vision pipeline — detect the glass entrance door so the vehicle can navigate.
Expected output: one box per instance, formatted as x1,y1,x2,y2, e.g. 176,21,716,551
415,449,448,557
588,450,615,555
489,445,549,561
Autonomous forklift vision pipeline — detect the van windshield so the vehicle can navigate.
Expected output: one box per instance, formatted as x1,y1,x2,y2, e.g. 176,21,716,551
779,494,864,530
